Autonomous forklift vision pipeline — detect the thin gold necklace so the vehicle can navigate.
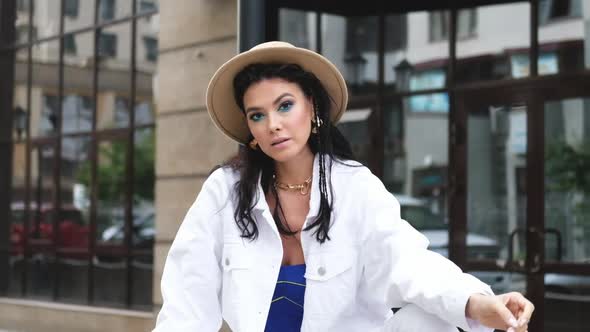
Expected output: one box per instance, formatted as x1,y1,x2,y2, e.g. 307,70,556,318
273,174,312,195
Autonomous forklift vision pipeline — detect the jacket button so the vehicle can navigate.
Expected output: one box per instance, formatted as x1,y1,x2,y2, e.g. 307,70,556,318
317,266,326,276
225,258,230,266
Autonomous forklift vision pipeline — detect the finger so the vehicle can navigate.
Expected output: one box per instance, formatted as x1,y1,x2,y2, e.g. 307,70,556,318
518,299,535,325
495,301,519,330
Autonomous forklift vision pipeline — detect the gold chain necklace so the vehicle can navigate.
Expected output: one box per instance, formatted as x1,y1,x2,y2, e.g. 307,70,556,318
273,175,312,195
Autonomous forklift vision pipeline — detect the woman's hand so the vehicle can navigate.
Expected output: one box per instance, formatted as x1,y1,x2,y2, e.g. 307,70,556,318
465,292,534,332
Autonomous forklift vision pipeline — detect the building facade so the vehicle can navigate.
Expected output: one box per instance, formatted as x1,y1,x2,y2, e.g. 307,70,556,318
0,0,589,331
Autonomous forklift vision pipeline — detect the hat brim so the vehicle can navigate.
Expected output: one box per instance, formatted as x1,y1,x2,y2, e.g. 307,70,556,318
206,45,348,144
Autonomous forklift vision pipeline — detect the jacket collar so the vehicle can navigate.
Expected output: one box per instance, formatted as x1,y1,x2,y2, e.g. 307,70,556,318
253,153,330,220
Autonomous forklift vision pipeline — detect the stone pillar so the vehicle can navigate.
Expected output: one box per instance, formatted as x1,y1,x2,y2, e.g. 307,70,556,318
155,1,238,331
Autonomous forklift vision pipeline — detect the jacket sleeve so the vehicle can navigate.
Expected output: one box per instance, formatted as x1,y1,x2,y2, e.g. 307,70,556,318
358,170,494,332
153,169,226,332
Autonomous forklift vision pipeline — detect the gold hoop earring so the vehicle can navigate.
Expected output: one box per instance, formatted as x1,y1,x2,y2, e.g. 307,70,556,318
249,138,258,150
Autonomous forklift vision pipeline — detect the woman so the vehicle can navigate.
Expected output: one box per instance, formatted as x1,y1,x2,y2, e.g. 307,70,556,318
153,41,534,332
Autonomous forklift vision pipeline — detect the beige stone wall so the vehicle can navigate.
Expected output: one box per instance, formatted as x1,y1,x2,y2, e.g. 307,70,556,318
0,299,154,332
154,1,238,331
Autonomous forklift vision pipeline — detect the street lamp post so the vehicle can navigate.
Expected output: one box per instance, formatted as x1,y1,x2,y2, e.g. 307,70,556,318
344,53,367,92
394,59,413,93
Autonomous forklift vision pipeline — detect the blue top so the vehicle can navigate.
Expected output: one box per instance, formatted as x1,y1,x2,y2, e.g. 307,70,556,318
264,264,306,332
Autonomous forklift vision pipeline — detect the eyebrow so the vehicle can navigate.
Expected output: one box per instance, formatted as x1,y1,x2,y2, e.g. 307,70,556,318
245,93,294,114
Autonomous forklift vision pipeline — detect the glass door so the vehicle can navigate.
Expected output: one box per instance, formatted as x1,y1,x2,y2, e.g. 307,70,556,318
454,76,590,332
541,92,590,332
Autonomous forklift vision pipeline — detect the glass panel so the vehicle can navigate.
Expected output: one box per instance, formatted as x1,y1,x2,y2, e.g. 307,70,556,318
7,142,28,296
132,128,154,245
27,144,56,300
96,139,127,246
544,273,590,331
322,15,381,96
131,254,153,309
135,10,157,125
456,2,531,83
383,12,448,94
538,0,590,74
279,8,317,50
137,0,159,14
467,104,527,262
336,106,372,166
94,138,128,306
31,40,60,137
57,136,91,303
97,23,132,130
15,0,33,45
387,96,449,238
544,97,590,264
33,0,61,40
57,257,88,304
64,0,92,33
63,32,95,134
93,258,126,307
98,0,132,23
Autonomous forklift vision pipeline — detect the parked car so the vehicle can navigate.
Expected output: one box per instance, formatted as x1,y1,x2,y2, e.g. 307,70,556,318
10,202,89,258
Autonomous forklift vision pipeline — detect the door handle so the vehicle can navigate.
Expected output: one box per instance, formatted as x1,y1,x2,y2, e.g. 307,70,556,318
527,227,543,273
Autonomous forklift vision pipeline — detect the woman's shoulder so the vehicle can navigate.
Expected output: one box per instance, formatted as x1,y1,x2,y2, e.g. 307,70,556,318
203,165,240,191
331,158,375,181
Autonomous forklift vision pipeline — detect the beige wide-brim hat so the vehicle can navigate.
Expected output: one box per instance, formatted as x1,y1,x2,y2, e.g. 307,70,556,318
206,41,348,145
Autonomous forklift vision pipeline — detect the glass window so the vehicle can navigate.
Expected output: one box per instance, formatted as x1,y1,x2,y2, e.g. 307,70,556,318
538,0,590,74
99,0,116,22
5,0,157,310
456,2,531,84
321,14,379,96
63,34,77,55
429,10,476,42
386,12,449,93
33,0,61,39
142,36,158,62
278,8,317,50
98,32,117,58
64,0,79,18
138,0,158,14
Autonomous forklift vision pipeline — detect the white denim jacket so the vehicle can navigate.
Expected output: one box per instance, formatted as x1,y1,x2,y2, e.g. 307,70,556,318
153,155,493,332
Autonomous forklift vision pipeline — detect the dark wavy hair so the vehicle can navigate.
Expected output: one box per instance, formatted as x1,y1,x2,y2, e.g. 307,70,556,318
223,63,358,244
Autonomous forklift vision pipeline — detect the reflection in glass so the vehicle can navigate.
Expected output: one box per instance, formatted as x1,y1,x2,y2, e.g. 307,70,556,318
97,24,132,130
336,107,371,165
27,144,56,300
538,0,590,74
31,40,60,137
456,3,531,83
467,104,527,262
544,273,590,331
132,128,154,307
279,8,317,50
322,15,380,95
98,0,132,23
385,12,447,93
64,0,94,33
545,98,590,264
96,139,127,246
398,97,449,229
383,101,404,193
7,140,28,296
33,0,61,40
137,0,159,14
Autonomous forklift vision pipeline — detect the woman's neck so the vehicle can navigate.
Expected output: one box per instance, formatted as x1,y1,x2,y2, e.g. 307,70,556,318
274,150,315,184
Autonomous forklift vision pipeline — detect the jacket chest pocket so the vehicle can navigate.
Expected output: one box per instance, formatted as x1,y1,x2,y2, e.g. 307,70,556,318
221,243,253,330
304,249,358,318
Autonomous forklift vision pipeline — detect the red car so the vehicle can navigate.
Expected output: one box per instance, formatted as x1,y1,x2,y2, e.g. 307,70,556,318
10,202,89,258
